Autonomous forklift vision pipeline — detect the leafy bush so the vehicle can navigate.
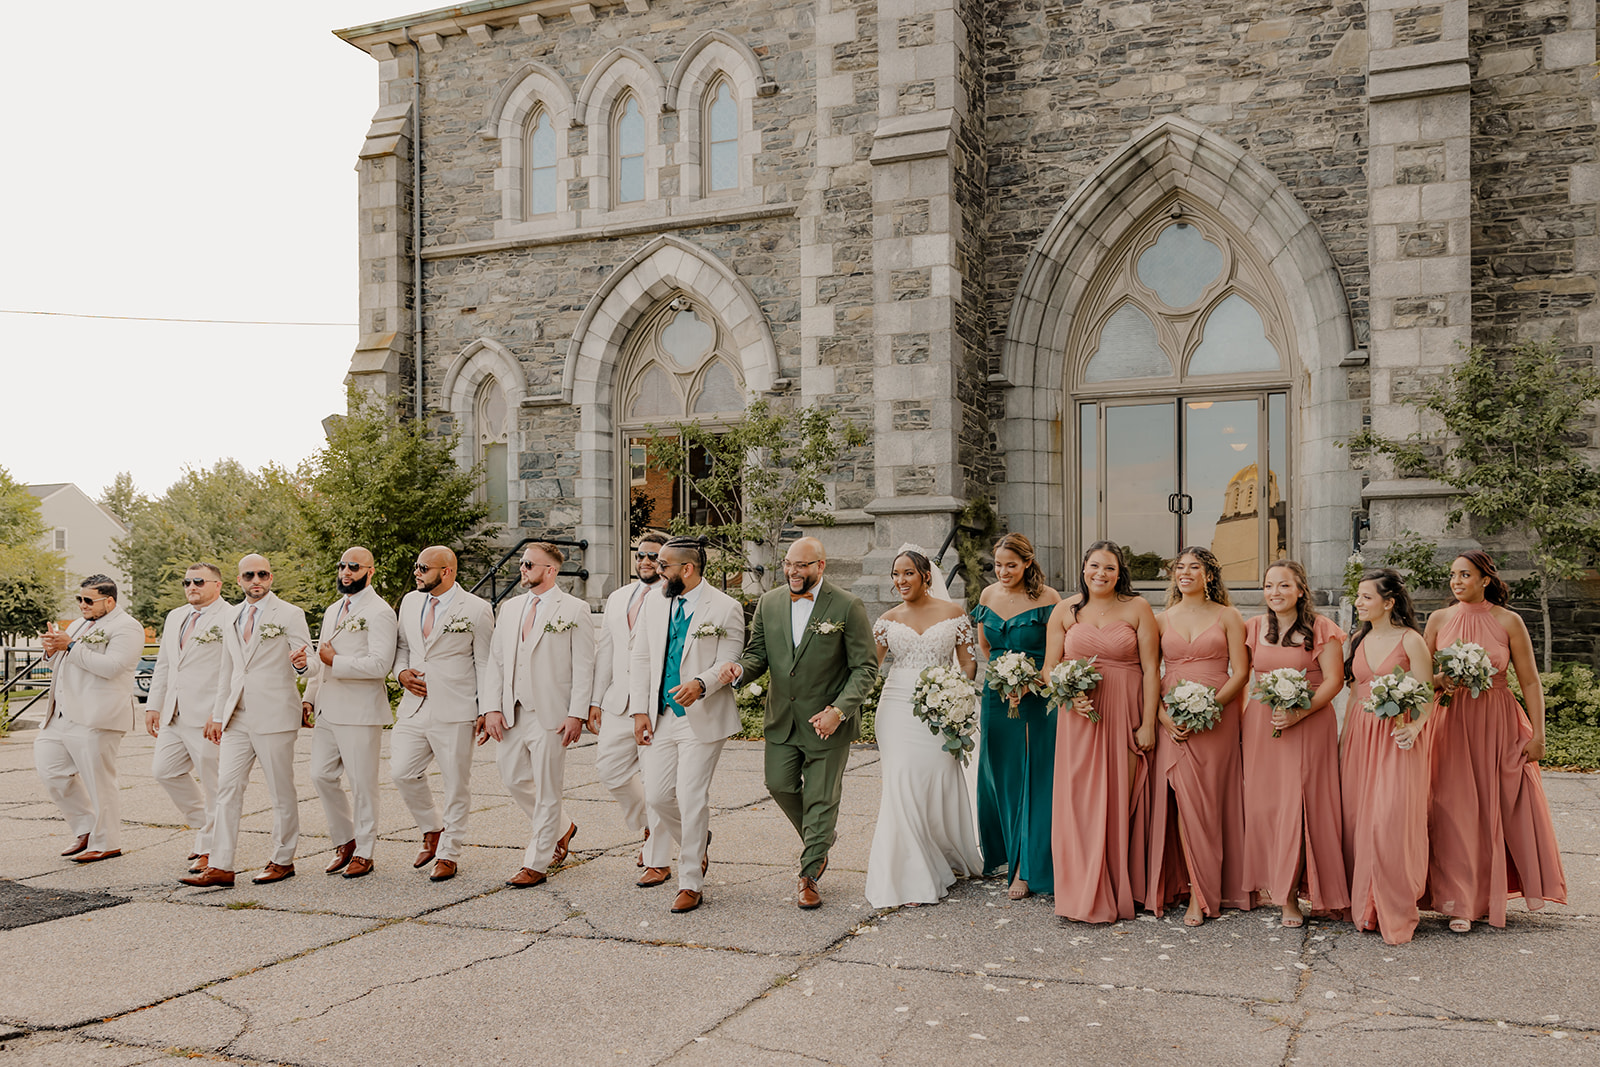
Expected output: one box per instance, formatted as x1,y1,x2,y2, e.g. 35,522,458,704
1544,723,1600,771
734,671,882,744
1508,661,1600,770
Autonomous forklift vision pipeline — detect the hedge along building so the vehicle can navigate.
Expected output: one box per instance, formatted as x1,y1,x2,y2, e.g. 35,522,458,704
333,0,1598,615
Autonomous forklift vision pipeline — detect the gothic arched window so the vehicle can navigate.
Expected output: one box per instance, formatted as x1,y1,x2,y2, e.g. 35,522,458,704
476,377,510,525
704,77,738,194
524,107,558,216
613,93,646,205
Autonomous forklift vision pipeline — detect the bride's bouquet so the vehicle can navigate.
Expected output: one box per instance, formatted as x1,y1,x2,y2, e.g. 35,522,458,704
1043,657,1103,722
986,650,1038,718
1434,640,1496,708
1252,667,1312,738
1162,680,1222,735
911,664,980,766
1362,666,1431,749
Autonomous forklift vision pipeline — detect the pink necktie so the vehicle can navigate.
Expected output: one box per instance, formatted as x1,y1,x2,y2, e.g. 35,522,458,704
521,594,542,641
422,596,438,638
336,597,351,626
627,586,644,630
179,610,201,649
242,605,258,644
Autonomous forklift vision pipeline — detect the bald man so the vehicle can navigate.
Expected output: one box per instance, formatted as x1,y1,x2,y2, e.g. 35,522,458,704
392,546,495,881
302,546,398,879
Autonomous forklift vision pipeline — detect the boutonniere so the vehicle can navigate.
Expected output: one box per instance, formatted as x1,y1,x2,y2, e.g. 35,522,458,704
79,630,110,646
259,622,286,639
689,622,727,640
544,618,577,634
194,626,224,644
442,616,473,634
809,619,842,636
346,617,368,632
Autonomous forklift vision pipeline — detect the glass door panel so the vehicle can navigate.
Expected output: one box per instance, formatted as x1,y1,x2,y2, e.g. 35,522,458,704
1266,392,1289,563
1183,397,1261,582
1103,401,1178,578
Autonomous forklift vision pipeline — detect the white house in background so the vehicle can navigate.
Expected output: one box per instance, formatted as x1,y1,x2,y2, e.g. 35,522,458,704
26,483,130,611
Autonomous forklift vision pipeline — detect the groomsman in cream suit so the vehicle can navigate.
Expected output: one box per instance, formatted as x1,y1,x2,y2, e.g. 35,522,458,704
629,537,744,913
589,530,671,884
392,546,494,882
482,542,593,888
183,554,313,888
145,563,232,873
302,547,398,879
35,574,145,863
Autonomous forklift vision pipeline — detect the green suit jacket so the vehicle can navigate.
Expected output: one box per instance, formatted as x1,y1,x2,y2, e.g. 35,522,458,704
736,578,878,750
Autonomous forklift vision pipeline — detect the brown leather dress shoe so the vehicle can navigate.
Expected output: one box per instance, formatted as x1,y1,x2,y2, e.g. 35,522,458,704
325,840,356,874
797,875,822,909
180,867,235,888
60,834,90,857
549,822,579,868
71,850,122,864
414,830,440,869
342,856,374,879
253,863,295,884
636,866,672,888
430,859,458,882
506,867,547,888
188,854,210,874
186,851,201,861
671,889,703,913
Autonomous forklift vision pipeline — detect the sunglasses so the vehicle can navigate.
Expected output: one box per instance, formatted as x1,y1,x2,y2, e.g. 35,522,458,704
635,551,659,561
413,563,437,572
336,562,366,572
181,578,214,588
519,560,552,569
75,594,109,605
240,570,271,581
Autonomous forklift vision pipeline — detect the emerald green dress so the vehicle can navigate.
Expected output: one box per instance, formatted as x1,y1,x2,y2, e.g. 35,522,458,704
972,603,1056,892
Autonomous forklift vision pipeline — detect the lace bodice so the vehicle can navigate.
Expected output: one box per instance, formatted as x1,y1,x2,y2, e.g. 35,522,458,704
873,615,975,672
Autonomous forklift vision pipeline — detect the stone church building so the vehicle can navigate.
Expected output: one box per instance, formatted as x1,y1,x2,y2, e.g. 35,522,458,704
334,0,1598,613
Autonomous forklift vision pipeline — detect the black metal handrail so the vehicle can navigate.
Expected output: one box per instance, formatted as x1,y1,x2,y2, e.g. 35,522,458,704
469,536,590,609
0,647,49,729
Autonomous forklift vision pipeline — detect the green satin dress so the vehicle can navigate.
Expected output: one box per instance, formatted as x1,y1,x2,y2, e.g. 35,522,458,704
972,602,1056,892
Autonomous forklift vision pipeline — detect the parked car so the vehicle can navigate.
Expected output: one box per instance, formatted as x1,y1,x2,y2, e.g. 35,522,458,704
133,654,157,703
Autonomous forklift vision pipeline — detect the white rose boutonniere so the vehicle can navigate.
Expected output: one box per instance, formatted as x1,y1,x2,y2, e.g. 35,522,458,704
689,622,727,640
346,617,368,632
442,616,473,634
544,618,578,634
194,626,224,644
748,682,764,697
78,630,110,646
808,619,843,636
259,622,286,640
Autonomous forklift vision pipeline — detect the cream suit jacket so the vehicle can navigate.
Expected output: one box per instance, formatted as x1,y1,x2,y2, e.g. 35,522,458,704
146,597,233,727
393,587,495,724
591,580,649,717
43,605,146,732
629,583,744,742
213,593,313,732
303,586,399,727
488,587,595,731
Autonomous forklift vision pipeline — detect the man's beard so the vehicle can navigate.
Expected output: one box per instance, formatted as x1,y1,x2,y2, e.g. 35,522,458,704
338,573,369,595
662,574,687,598
638,569,661,584
789,573,818,595
419,573,443,594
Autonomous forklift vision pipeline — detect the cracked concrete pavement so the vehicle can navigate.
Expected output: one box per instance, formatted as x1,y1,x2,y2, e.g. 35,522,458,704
0,722,1596,1066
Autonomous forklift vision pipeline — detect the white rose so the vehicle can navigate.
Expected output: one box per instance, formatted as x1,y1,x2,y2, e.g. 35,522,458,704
748,683,764,697
1273,678,1299,701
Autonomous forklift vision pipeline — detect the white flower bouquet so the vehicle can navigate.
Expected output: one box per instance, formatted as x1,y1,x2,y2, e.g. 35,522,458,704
911,664,980,766
1362,666,1431,749
1434,640,1496,708
442,616,473,634
1163,680,1222,735
986,650,1038,718
1043,657,1103,722
1252,667,1312,738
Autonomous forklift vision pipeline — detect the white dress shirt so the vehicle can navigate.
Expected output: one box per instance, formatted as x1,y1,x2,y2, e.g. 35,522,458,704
790,585,817,647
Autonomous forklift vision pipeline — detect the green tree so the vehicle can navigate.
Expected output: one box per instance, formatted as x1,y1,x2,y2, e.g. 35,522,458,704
1350,340,1600,668
297,389,495,604
0,466,66,642
646,399,868,595
113,460,315,626
98,471,144,526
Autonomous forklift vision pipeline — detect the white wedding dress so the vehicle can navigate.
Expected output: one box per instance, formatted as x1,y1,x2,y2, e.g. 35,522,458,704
864,615,984,907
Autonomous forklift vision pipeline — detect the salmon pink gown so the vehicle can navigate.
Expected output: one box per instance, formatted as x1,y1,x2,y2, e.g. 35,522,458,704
1241,614,1350,914
1146,620,1250,917
1341,639,1429,945
1425,600,1567,925
1052,620,1150,923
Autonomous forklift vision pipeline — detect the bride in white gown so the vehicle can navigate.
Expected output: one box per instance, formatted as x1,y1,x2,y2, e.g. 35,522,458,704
864,546,984,908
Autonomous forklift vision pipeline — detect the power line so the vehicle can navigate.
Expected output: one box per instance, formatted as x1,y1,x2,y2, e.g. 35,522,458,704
0,309,357,327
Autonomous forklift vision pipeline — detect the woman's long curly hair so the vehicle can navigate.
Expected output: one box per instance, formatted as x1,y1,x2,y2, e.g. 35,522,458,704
992,533,1047,600
1452,550,1511,606
1165,546,1232,608
1344,568,1422,684
1263,559,1319,650
1071,541,1136,622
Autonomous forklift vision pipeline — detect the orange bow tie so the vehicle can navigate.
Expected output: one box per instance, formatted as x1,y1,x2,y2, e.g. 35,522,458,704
790,591,814,602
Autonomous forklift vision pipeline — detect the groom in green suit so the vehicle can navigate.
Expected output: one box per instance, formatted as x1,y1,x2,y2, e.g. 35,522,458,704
718,538,877,909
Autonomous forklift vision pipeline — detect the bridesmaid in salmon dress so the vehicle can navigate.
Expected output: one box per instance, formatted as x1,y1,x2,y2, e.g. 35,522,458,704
1044,541,1159,923
1340,569,1433,945
1146,547,1251,927
1423,551,1567,933
1241,559,1350,927
973,534,1062,900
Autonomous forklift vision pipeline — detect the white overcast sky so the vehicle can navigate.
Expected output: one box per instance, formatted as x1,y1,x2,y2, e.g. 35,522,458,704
0,1,411,502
